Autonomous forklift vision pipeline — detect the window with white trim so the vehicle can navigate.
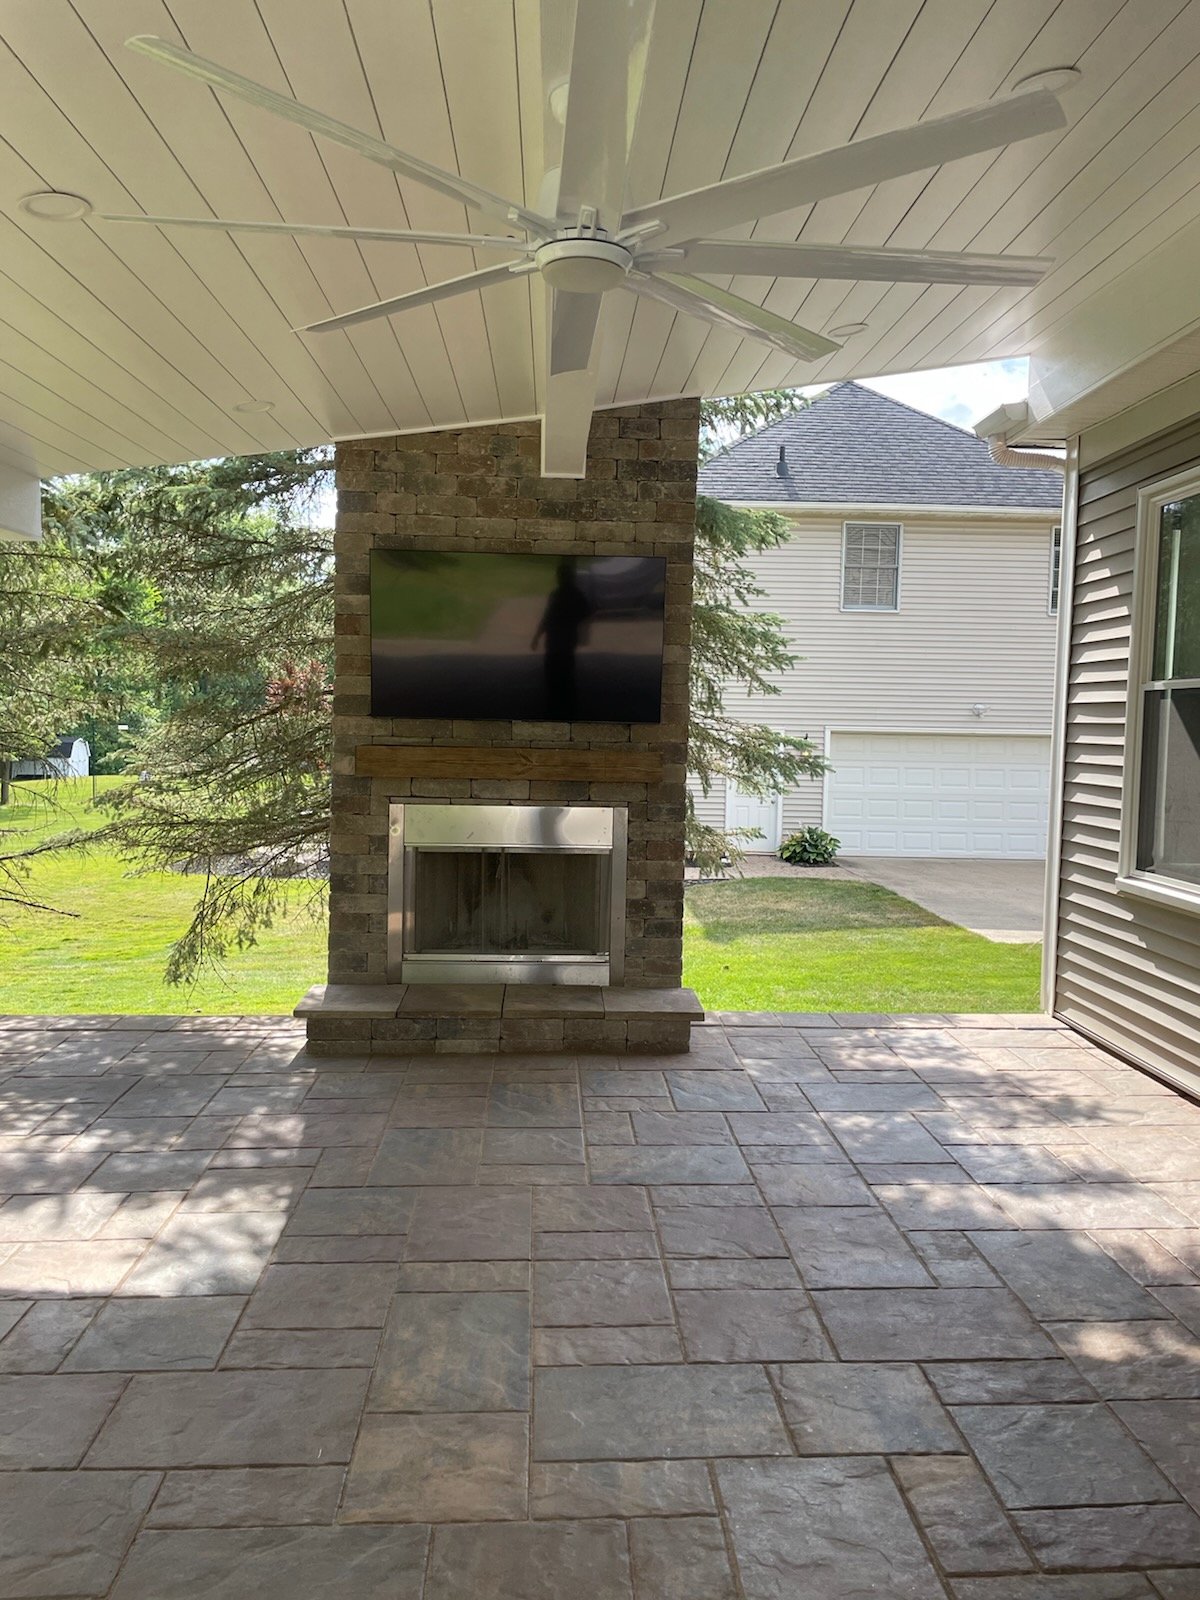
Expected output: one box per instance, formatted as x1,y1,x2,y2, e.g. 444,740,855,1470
1049,525,1062,615
1130,480,1200,890
842,522,900,610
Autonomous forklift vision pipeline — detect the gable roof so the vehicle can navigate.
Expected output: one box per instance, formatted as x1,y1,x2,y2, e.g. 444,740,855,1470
697,382,1064,510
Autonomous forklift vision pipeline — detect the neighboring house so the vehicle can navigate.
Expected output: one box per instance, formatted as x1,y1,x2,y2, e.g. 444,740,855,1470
693,383,1064,859
12,737,90,780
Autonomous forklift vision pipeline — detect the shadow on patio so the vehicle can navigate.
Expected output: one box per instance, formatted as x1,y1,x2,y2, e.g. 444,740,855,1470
2,1010,1200,1596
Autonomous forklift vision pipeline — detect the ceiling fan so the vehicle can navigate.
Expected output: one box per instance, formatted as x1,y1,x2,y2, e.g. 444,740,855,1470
102,6,1066,476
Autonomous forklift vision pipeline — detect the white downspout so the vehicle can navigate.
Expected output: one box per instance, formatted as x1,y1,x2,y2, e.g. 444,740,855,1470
974,400,1067,476
985,435,1066,474
1041,439,1078,1014
978,414,1068,1015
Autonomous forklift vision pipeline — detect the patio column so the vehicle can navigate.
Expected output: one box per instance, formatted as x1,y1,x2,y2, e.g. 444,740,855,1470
311,399,702,1055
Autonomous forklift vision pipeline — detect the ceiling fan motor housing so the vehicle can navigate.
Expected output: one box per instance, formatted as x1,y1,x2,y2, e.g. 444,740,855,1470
536,236,632,293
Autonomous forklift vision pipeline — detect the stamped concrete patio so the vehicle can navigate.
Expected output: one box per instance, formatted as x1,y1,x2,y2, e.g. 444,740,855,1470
3,1012,1200,1597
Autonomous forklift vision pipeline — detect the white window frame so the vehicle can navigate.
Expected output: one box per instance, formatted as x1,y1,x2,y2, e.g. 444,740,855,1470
840,521,902,612
1049,524,1062,615
1117,464,1200,915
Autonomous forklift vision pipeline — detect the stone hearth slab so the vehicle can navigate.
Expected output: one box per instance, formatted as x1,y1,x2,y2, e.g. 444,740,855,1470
300,983,701,1021
294,985,406,1018
400,985,506,1016
300,983,703,1055
602,989,704,1017
503,987,604,1017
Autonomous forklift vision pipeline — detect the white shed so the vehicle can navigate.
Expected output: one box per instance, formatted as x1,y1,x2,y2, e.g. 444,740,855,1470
13,737,90,780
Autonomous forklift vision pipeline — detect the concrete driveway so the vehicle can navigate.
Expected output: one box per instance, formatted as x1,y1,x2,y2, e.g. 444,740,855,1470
839,856,1046,942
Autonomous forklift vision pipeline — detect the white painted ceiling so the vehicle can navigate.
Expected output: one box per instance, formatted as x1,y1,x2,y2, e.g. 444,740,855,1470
3,0,1200,476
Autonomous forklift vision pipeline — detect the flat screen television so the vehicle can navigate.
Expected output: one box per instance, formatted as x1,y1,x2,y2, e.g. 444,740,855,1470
370,549,667,723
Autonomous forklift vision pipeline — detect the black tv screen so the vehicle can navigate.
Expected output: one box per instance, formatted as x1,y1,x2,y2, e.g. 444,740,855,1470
370,549,667,723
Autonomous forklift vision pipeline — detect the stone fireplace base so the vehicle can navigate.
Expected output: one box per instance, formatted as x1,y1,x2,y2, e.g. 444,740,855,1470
297,982,702,1056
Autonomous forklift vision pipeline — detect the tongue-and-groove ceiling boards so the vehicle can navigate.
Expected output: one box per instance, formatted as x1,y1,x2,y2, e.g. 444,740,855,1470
3,1,1199,477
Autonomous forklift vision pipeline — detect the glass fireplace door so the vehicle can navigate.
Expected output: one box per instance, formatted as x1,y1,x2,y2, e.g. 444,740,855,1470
409,849,609,957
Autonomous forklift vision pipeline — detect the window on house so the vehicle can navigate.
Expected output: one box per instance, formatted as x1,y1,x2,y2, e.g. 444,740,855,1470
842,522,900,610
1132,485,1200,890
1049,525,1062,614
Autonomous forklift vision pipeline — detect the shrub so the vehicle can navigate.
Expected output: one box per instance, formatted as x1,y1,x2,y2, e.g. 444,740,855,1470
779,827,841,866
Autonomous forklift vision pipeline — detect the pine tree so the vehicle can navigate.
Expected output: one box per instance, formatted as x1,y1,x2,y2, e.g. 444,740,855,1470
688,493,827,875
19,393,823,973
0,521,113,910
687,389,828,871
39,453,333,975
0,531,93,802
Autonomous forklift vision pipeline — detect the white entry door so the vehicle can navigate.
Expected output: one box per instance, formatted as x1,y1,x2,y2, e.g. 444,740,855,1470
825,732,1050,857
725,784,783,852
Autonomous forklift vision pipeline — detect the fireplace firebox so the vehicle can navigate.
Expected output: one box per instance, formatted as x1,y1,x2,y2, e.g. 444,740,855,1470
388,804,626,985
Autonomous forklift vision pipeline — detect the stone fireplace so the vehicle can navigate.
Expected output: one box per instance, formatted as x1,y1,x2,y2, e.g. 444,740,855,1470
301,398,703,1056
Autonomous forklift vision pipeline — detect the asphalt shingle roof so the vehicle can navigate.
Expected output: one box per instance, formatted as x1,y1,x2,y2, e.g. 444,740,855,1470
697,381,1064,509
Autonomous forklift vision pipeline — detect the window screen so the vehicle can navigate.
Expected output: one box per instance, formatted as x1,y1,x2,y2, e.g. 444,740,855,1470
1135,491,1200,887
842,523,900,610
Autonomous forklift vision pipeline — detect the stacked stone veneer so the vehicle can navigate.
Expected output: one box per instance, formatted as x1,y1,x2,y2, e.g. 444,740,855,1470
311,398,701,1056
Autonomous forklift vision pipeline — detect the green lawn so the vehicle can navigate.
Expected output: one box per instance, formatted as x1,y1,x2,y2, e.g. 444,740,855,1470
1,783,1040,1015
683,876,1041,1013
0,779,326,1015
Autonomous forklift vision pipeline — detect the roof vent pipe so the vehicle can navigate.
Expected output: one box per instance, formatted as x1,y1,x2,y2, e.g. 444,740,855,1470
776,444,788,477
986,435,1065,474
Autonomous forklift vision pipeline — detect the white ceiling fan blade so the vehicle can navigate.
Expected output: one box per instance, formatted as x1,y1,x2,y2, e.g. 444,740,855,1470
557,0,654,229
126,36,551,239
550,289,604,376
628,271,839,362
298,262,526,334
542,290,604,477
99,212,531,252
655,239,1051,286
620,90,1066,247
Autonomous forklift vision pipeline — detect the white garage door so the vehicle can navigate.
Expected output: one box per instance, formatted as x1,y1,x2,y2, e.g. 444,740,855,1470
825,733,1050,858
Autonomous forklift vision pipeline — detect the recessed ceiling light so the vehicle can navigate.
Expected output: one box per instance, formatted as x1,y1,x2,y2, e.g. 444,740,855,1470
827,322,869,340
233,398,274,414
19,191,92,221
1012,65,1082,94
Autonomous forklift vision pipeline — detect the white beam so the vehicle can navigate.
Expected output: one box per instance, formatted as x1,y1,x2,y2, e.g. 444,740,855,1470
0,463,42,542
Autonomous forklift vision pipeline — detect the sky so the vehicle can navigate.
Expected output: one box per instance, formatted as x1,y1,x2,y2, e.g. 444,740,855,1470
849,356,1030,431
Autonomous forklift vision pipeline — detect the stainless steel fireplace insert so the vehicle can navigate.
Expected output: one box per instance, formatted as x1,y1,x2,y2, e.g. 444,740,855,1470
388,803,627,985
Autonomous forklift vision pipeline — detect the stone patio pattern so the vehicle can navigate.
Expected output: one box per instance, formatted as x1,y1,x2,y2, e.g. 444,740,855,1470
320,399,700,1059
3,1009,1200,1596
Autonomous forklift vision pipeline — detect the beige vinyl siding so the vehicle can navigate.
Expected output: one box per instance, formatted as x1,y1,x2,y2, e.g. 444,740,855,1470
694,511,1059,841
685,776,817,840
1055,414,1200,1086
687,778,727,834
